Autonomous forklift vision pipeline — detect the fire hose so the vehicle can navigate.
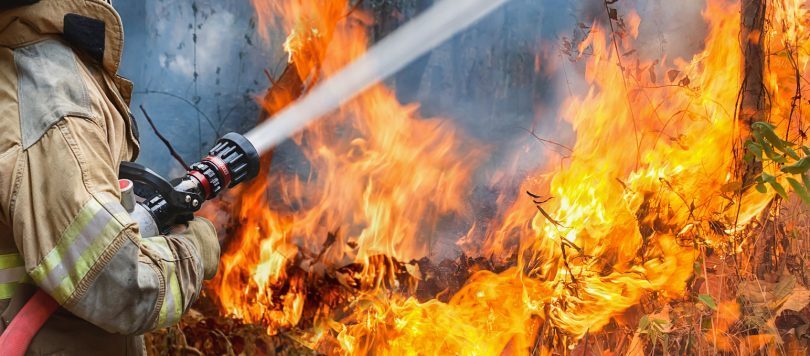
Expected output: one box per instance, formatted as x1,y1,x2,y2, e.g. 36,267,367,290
0,133,260,355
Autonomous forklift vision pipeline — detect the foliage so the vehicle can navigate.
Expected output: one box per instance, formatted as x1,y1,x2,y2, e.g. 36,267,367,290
745,121,810,204
697,294,717,311
637,312,673,351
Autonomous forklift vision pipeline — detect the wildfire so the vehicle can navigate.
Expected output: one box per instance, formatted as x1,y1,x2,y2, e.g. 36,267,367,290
210,0,480,337
205,0,808,354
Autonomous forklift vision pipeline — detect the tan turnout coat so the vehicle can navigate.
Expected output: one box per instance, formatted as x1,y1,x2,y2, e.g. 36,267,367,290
0,1,215,354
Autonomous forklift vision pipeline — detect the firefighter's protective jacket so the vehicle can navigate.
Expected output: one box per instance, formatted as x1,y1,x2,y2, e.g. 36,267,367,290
0,1,219,354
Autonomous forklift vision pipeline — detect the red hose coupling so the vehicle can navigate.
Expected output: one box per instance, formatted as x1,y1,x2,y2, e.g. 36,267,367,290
188,170,213,199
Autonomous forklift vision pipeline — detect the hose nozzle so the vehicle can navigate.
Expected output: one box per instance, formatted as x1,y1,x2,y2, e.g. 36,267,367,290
187,132,260,199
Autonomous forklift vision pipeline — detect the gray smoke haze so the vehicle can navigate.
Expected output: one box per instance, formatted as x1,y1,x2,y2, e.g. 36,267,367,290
117,0,711,259
117,0,709,169
117,1,274,176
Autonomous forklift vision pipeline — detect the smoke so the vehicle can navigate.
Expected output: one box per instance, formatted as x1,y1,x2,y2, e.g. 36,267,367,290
374,0,712,259
117,0,276,176
117,0,713,260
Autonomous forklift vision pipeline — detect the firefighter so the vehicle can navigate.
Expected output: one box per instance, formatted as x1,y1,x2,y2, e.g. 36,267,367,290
0,0,221,354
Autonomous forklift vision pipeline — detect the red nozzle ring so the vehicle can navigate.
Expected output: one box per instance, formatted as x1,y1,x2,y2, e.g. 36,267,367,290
203,155,232,188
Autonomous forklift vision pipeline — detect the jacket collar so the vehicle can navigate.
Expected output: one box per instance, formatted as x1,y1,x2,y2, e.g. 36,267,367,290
0,0,124,75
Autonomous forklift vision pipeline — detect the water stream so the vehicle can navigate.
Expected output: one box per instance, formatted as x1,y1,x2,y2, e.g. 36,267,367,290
244,0,510,154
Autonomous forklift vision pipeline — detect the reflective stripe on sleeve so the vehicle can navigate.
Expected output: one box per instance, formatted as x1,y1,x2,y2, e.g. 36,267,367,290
0,253,30,300
142,236,183,327
29,193,132,304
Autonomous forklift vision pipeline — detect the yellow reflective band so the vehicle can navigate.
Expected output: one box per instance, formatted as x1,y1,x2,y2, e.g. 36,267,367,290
0,253,24,269
158,260,183,328
0,253,30,299
29,194,130,304
143,236,174,261
145,237,183,327
0,283,17,300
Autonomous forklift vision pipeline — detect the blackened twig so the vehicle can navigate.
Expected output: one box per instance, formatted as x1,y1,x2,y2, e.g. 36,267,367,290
522,128,573,153
140,105,191,171
602,0,642,170
341,0,365,21
263,68,278,86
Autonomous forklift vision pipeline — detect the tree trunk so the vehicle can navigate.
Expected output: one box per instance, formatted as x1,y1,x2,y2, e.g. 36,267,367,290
739,0,772,278
739,0,767,185
740,0,767,128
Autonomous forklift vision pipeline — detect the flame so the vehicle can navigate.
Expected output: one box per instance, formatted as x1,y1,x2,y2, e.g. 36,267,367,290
206,0,810,354
210,0,480,336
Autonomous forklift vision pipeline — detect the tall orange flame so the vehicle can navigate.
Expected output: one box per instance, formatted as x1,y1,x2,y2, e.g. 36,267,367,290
210,0,480,337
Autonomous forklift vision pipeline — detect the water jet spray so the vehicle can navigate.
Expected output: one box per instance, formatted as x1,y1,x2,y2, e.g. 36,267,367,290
244,0,511,155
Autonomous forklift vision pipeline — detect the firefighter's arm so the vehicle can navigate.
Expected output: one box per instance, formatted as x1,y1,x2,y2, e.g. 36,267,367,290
9,116,220,335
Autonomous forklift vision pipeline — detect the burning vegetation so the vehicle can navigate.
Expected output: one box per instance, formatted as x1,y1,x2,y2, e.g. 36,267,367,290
147,0,810,354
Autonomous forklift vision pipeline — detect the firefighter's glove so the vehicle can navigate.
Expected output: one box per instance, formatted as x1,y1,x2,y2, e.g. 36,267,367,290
179,217,221,280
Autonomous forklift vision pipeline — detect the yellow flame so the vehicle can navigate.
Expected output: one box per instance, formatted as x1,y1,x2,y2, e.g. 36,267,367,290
206,0,810,353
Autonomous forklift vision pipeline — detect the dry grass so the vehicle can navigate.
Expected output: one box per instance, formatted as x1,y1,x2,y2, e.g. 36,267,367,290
145,197,809,355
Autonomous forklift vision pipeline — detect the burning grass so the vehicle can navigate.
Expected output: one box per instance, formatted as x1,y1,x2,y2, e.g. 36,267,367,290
147,0,810,354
